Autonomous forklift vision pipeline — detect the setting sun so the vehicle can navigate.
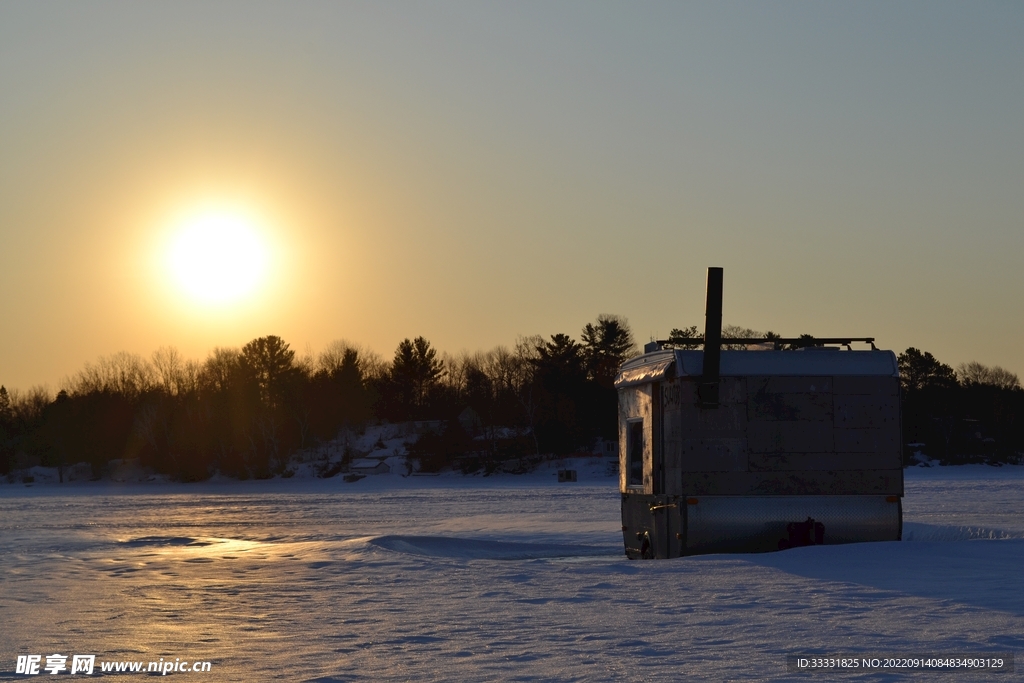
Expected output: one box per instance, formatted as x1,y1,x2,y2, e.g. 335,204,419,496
166,209,270,306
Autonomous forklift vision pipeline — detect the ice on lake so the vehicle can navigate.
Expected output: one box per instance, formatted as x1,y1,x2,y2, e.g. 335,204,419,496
2,464,1023,681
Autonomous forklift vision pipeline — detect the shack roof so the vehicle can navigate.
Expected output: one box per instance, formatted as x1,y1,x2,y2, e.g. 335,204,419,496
615,349,898,388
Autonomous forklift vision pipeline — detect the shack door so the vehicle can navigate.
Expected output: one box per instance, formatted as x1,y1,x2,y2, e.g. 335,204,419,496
649,498,683,559
647,383,684,558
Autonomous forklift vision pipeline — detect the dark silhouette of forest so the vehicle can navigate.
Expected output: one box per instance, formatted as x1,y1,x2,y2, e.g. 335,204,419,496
1,319,1021,482
0,315,636,481
896,348,1023,465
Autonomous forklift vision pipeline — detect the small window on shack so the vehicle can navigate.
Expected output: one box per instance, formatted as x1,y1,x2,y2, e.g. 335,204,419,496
627,419,644,487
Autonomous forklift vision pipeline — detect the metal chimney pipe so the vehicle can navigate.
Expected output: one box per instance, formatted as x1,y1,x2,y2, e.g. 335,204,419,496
700,267,723,408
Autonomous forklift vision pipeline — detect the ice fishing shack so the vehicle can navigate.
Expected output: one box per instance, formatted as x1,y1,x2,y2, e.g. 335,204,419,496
616,268,903,559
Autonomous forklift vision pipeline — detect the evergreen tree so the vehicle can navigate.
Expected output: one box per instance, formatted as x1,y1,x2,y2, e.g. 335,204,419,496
898,347,958,393
240,336,300,409
389,337,444,419
0,386,12,474
0,385,10,421
667,326,701,347
531,334,589,453
581,314,636,388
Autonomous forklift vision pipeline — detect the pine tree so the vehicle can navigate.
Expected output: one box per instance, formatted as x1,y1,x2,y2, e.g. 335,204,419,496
0,386,10,421
898,348,958,393
240,336,299,409
390,337,444,419
581,315,636,388
667,326,701,347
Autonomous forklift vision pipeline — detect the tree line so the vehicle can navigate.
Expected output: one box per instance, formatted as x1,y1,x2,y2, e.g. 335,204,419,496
1,321,1020,481
897,348,1023,464
0,315,636,480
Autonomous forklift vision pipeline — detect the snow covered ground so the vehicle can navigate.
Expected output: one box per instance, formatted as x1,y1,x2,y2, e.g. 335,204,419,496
1,464,1022,681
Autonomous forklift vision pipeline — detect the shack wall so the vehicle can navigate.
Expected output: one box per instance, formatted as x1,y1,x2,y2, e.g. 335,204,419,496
659,374,902,496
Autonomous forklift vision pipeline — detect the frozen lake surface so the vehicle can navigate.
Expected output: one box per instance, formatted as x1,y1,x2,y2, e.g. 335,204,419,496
2,464,1024,681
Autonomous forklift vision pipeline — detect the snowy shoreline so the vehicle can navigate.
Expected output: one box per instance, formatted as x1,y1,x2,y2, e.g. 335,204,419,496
4,459,1023,498
0,455,618,496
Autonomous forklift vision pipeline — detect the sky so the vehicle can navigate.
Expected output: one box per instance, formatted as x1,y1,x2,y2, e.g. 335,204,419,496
1,1,1022,392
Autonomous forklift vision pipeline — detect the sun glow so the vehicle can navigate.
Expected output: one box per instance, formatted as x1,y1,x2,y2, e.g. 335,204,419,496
166,209,270,306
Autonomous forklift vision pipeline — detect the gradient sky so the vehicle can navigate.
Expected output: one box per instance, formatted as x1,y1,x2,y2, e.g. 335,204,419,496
2,1,1022,392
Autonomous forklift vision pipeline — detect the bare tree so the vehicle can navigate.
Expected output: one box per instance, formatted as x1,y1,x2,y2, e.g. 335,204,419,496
199,348,243,394
957,362,1021,390
67,352,155,398
511,336,543,454
179,360,202,396
152,347,187,396
439,350,478,403
9,386,51,422
722,324,764,350
296,343,316,380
